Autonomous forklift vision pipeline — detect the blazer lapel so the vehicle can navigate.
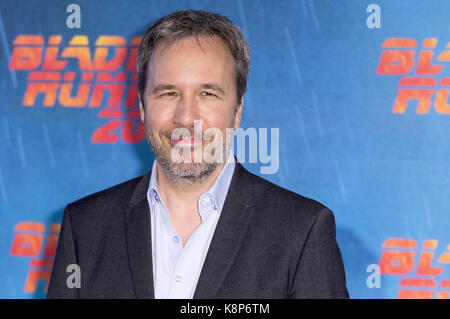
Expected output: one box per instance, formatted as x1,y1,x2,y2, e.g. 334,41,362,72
124,171,155,298
193,163,255,298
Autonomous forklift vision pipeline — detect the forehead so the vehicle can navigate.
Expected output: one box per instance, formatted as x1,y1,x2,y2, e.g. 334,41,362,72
146,35,235,86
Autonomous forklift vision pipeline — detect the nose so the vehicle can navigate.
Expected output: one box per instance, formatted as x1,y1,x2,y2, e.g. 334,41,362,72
173,95,199,127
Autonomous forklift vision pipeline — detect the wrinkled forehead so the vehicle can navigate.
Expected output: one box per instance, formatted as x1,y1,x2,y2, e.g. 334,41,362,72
148,35,235,76
153,34,231,59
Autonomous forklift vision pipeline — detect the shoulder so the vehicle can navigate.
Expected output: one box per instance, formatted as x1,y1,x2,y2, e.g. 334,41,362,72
65,172,149,223
246,168,329,213
239,165,334,230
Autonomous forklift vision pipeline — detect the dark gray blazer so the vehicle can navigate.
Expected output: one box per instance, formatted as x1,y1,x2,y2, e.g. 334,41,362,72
47,163,349,299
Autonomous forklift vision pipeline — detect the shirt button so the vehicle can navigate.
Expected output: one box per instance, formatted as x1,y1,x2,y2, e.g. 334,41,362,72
175,275,182,283
173,236,179,243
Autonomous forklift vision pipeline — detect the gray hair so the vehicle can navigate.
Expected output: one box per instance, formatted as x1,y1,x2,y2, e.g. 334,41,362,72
137,9,250,107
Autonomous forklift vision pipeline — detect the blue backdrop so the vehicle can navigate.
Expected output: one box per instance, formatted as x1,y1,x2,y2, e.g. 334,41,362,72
1,0,450,299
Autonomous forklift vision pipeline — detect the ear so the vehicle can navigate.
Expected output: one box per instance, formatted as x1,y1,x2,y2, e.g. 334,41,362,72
233,96,244,128
138,94,145,123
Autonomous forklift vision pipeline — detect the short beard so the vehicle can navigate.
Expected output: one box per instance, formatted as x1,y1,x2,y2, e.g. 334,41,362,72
145,126,223,185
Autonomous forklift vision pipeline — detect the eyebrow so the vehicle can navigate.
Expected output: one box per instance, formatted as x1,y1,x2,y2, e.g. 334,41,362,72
151,84,176,95
201,83,225,95
151,83,226,95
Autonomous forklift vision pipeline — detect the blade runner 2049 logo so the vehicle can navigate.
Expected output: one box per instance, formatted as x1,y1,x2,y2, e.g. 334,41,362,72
378,38,450,114
9,34,144,144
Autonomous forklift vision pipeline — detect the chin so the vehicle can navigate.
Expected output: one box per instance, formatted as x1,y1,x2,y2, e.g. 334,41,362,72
160,159,219,183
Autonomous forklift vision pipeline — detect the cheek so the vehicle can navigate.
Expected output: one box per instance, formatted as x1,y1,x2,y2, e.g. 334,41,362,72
201,118,228,133
200,107,235,130
146,104,173,129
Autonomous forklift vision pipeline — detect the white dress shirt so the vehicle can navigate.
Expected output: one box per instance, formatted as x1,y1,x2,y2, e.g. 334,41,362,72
147,153,236,299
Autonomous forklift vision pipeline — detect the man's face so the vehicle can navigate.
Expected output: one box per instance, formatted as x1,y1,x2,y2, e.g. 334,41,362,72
139,35,243,183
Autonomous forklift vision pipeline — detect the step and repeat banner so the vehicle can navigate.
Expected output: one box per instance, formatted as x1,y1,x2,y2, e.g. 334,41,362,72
1,0,450,299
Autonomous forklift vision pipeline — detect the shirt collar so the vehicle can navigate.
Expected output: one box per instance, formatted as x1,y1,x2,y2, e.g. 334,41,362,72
147,151,236,214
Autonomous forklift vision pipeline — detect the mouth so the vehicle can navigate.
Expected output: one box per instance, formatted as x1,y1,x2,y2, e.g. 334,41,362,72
169,135,203,147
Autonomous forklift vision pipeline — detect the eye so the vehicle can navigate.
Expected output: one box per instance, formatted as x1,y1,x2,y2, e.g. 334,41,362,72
161,91,178,97
201,91,216,97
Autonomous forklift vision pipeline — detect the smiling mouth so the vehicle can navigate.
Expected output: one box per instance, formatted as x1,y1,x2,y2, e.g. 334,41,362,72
169,135,203,147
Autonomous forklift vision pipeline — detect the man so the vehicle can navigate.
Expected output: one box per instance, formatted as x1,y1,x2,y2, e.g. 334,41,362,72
47,9,349,299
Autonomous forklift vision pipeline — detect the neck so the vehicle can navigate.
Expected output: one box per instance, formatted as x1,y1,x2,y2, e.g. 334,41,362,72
156,161,225,211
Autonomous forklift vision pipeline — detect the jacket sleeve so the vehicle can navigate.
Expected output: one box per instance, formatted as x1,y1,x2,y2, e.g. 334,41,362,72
288,208,349,298
47,204,79,298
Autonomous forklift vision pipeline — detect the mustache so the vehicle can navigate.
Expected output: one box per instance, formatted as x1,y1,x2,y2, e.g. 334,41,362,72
159,127,202,139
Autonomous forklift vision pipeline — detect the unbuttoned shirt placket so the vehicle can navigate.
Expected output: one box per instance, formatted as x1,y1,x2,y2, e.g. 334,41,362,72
150,189,219,299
